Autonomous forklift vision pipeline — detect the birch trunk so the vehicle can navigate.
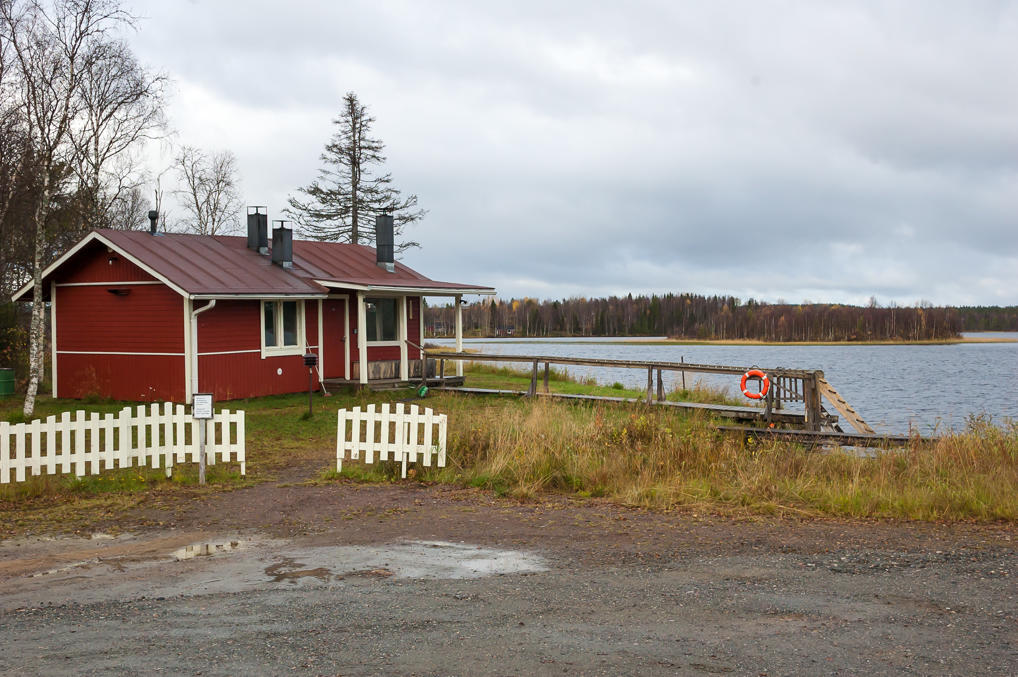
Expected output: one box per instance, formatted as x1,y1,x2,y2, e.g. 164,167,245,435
23,172,50,418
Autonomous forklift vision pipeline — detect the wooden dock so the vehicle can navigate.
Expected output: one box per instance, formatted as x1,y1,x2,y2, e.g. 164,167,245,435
422,349,919,447
439,386,817,424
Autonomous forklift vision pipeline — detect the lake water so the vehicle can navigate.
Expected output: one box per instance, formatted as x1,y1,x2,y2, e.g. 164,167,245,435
433,333,1018,435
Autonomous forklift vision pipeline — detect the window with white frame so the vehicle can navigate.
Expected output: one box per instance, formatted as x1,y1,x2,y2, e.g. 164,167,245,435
365,297,398,342
262,300,304,356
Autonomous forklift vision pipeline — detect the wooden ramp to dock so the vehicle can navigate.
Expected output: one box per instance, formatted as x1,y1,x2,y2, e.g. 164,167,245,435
816,377,875,434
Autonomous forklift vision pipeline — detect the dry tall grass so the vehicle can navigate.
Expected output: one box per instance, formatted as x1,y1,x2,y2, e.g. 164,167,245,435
442,398,1018,521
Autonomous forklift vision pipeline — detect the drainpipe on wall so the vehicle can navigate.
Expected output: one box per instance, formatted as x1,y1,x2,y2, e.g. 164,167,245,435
190,299,217,400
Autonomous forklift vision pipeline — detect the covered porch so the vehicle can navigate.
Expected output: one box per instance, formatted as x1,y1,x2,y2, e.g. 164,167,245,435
315,282,492,390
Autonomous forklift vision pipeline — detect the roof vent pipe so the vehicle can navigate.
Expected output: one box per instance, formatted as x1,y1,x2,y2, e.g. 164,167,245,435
147,210,159,235
271,221,293,269
375,213,395,273
247,206,268,254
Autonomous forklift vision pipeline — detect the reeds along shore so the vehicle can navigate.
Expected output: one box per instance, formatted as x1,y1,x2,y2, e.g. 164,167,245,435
439,398,1018,521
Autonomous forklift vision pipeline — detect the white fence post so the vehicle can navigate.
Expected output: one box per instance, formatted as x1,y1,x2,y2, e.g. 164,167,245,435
44,415,57,475
236,410,246,475
0,421,9,484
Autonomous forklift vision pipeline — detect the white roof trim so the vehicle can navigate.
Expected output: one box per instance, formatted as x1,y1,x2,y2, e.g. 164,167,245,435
313,280,369,292
314,280,495,296
10,231,189,301
190,293,329,300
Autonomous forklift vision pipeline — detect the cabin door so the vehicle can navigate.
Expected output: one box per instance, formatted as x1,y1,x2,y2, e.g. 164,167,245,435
322,297,349,380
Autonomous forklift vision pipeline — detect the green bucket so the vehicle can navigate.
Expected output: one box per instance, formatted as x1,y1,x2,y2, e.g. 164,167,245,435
0,368,14,396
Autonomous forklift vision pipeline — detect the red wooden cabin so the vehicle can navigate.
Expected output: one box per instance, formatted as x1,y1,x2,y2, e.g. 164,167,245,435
12,211,493,403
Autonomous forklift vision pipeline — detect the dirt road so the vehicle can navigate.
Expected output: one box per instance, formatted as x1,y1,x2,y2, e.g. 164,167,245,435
1,478,1016,675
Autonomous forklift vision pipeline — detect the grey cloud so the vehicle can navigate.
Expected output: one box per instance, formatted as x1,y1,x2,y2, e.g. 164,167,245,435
128,0,1018,305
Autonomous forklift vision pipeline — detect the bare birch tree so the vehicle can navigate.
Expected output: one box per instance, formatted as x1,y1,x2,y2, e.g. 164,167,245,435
0,7,33,296
73,37,166,231
173,145,241,236
285,91,424,250
1,0,163,416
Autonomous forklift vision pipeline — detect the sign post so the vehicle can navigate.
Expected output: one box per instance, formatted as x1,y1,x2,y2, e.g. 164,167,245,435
303,352,318,417
192,393,214,485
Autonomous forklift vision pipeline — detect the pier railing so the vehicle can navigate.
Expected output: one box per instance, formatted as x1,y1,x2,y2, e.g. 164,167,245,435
423,350,874,435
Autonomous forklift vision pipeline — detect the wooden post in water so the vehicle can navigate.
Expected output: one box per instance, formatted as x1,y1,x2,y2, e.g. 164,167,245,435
680,356,686,390
803,372,822,431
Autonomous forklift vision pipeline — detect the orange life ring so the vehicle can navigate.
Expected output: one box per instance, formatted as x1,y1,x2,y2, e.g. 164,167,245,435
741,369,770,400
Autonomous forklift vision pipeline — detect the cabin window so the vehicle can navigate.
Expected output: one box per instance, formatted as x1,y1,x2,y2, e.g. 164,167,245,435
365,297,398,343
261,300,304,357
263,302,277,347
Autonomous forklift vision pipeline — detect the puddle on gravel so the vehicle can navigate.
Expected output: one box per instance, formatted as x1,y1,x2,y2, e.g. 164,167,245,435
264,557,334,583
1,538,548,610
255,541,547,585
171,539,244,561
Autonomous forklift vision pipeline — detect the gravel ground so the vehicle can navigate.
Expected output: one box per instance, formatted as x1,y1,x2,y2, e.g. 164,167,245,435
1,481,1016,675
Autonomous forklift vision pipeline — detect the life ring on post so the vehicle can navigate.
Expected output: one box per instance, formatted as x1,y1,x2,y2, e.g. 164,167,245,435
740,369,770,400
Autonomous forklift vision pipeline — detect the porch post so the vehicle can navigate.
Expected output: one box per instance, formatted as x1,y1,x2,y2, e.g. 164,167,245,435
317,299,324,379
455,294,463,377
398,296,409,381
419,297,425,380
357,292,368,385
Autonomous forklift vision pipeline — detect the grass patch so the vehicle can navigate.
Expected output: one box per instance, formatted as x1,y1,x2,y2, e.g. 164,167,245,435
429,396,1018,521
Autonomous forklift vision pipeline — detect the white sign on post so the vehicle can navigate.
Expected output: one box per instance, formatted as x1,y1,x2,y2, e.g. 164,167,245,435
193,393,213,419
192,393,213,484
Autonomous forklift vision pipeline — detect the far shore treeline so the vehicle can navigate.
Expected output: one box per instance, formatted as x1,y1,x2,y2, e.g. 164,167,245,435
425,295,1018,342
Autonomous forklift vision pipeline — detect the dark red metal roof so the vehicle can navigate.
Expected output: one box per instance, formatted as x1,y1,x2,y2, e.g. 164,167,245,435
292,241,488,291
17,229,493,300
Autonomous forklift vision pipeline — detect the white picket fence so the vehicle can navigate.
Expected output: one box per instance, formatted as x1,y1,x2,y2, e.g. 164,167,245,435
337,403,447,478
0,403,245,484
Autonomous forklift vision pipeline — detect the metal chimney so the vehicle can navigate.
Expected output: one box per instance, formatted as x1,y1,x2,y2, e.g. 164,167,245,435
247,206,268,254
147,210,159,235
375,213,394,273
271,221,293,269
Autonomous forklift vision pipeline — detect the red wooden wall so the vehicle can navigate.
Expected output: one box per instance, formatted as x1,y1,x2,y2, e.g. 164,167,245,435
195,299,320,400
53,249,185,402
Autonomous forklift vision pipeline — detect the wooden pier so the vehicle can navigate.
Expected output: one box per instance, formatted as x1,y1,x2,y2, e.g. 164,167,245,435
421,349,916,447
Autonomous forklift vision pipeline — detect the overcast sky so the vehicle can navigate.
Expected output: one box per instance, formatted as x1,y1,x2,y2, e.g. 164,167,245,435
126,0,1018,306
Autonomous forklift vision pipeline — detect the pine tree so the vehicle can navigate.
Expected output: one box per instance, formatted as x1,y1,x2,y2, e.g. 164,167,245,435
286,92,424,250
